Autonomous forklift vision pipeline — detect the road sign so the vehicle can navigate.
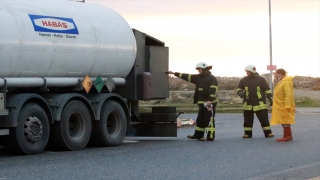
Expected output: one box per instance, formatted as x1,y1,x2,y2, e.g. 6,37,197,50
267,65,277,70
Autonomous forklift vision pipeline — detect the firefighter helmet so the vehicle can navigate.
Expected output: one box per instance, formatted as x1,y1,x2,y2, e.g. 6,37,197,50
195,62,212,70
245,64,257,73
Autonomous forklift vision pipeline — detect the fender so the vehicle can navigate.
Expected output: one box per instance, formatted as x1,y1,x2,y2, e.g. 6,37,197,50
0,93,53,127
41,93,95,121
85,93,129,121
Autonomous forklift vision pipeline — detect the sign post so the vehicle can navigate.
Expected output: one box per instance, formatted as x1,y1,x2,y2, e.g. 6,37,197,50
268,0,274,95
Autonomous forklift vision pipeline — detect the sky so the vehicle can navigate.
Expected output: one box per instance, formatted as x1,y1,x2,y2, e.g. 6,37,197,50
86,0,319,77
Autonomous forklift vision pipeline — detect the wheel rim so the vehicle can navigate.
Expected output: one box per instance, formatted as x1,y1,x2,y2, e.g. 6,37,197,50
24,116,43,143
106,112,121,137
68,113,85,140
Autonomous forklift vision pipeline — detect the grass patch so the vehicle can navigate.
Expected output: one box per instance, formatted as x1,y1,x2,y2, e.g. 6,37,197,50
295,97,320,107
140,103,244,113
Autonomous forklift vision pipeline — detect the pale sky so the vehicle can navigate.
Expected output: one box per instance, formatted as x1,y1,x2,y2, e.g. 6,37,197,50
86,0,320,77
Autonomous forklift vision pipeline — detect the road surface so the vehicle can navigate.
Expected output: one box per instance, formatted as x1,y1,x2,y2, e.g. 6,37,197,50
0,112,319,180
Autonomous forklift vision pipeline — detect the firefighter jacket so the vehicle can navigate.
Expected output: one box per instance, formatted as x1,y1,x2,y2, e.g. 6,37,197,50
270,76,295,125
174,71,218,104
237,73,272,111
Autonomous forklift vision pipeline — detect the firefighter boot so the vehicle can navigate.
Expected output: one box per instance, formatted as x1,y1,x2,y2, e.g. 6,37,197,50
242,134,252,138
242,129,252,138
199,137,214,141
187,130,203,140
187,135,200,140
199,132,215,141
264,132,274,138
263,127,274,138
276,126,292,142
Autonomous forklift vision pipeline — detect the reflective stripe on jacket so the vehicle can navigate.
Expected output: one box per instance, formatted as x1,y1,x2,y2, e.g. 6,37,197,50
175,71,218,104
237,73,271,111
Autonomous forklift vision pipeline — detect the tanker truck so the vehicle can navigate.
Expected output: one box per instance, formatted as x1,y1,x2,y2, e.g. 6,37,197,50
0,0,178,155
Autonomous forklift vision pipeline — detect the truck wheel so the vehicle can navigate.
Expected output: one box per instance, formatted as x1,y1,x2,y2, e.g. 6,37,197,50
50,100,92,151
91,100,126,147
8,103,50,155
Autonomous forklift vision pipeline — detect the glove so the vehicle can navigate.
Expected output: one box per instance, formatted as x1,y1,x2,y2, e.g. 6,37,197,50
204,103,213,111
237,91,244,99
268,98,273,106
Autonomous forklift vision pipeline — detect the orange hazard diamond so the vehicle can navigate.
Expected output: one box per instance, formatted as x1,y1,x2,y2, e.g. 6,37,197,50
82,75,93,94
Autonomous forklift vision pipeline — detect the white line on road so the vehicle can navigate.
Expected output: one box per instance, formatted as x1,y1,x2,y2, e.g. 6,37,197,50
245,161,320,180
123,140,139,143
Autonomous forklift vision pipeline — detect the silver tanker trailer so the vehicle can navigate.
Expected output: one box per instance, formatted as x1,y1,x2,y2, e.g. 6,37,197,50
0,0,177,155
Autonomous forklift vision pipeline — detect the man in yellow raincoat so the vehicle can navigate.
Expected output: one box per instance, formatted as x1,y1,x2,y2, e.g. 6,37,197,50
270,68,295,142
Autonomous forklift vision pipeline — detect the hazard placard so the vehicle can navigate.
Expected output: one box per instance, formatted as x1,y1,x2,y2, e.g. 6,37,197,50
94,75,104,93
267,65,277,70
82,75,93,94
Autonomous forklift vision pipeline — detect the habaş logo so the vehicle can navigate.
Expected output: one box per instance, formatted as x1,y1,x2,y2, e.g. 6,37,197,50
34,18,73,30
29,14,79,34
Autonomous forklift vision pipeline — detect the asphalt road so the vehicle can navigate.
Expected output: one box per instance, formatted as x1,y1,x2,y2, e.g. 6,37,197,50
0,113,319,180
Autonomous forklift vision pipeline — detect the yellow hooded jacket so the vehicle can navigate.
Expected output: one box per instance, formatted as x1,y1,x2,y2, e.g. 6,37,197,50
270,76,295,125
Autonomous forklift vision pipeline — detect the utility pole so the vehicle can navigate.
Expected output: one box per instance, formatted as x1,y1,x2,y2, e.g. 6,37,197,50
268,0,274,95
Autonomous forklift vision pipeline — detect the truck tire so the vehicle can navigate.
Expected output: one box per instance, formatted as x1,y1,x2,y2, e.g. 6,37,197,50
91,100,126,147
8,103,50,155
50,100,92,151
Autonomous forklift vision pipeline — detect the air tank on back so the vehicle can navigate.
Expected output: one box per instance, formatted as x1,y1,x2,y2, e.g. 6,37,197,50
0,0,136,78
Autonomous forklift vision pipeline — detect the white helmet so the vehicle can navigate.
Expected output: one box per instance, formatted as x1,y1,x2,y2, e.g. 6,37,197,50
195,62,212,70
245,64,257,73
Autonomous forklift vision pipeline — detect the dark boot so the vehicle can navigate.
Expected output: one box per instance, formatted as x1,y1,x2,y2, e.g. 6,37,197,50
276,126,292,142
242,134,252,138
264,131,274,138
187,135,201,140
187,130,203,140
199,137,214,141
243,129,252,138
198,131,215,141
263,128,274,138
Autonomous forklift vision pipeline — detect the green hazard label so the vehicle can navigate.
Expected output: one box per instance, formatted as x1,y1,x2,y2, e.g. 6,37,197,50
94,75,104,93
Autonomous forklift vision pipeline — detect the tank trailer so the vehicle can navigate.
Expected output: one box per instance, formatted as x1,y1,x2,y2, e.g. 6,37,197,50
0,0,178,155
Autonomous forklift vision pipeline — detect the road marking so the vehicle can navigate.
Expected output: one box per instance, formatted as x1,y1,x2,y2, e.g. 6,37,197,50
123,140,138,143
308,176,320,180
245,161,320,180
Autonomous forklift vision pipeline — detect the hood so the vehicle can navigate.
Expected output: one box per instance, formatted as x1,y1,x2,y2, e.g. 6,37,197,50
282,76,292,82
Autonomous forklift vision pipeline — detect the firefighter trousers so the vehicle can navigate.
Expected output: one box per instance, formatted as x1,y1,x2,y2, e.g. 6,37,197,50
193,104,216,139
243,109,272,137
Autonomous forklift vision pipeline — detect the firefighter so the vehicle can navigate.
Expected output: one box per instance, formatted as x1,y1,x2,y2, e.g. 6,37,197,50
167,62,218,141
270,68,295,142
237,64,274,138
